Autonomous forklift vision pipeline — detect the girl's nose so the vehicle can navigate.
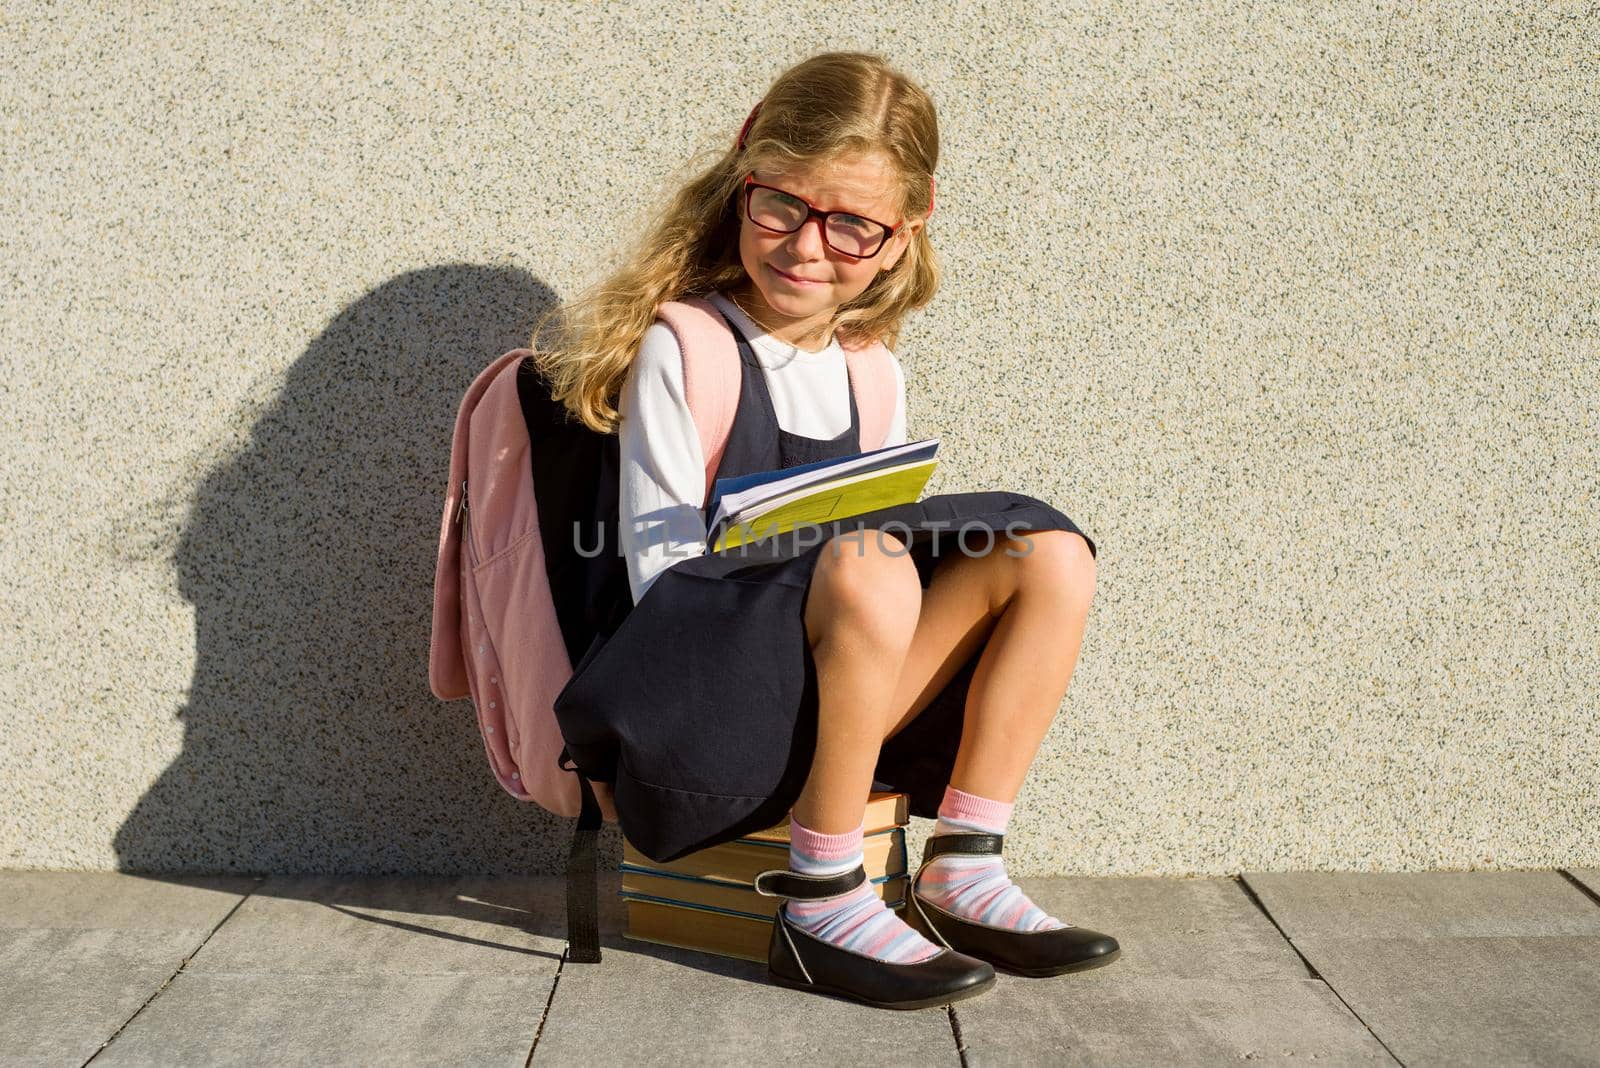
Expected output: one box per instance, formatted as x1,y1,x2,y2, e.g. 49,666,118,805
788,216,828,259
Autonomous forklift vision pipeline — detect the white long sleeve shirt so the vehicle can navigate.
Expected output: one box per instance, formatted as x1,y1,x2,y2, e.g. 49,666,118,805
618,290,908,604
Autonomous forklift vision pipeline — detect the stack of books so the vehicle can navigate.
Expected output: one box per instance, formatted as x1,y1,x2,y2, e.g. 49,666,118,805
620,791,911,962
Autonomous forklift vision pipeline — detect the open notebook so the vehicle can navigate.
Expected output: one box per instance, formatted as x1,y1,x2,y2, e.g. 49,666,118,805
706,438,940,553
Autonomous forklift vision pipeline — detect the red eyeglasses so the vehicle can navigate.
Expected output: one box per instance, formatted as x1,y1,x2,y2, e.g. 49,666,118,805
741,175,903,259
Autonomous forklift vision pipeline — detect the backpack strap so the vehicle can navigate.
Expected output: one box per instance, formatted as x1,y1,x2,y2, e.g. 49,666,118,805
840,338,898,452
655,297,902,507
655,297,741,508
558,746,604,963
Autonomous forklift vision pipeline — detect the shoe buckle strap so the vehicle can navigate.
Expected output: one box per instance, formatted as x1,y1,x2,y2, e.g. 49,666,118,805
910,833,1005,946
752,864,866,900
922,832,1004,862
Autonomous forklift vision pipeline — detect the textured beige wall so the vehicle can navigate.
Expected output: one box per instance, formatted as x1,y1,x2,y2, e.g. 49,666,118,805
3,3,1595,877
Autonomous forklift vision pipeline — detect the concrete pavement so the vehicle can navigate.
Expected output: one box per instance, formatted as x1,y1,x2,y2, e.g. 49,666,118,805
4,868,1599,1065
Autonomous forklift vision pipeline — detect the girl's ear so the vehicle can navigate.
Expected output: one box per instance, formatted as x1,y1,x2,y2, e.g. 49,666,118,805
879,220,922,273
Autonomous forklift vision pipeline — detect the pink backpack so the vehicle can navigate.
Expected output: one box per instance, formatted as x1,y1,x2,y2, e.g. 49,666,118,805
428,295,897,961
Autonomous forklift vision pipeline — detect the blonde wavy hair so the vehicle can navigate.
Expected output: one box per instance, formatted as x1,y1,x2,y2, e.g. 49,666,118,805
531,50,940,435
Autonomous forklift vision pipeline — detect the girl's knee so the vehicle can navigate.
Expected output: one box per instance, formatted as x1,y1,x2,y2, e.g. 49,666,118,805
1006,529,1096,600
810,528,923,626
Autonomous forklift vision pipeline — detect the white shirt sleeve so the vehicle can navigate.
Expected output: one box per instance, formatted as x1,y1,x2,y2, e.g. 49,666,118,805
618,322,710,604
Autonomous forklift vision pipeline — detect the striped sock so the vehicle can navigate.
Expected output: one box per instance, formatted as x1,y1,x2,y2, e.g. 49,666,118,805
783,815,942,964
916,785,1067,932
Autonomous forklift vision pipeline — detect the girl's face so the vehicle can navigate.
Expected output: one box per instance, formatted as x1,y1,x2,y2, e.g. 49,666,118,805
732,151,922,350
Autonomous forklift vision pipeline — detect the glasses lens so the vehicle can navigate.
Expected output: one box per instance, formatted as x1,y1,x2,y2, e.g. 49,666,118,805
748,186,807,233
747,183,891,257
824,213,889,257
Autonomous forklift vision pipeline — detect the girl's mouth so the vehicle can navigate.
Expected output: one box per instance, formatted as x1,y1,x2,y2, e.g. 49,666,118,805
768,264,825,286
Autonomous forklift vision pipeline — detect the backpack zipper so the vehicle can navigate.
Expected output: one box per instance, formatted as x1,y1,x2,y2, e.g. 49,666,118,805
455,479,468,526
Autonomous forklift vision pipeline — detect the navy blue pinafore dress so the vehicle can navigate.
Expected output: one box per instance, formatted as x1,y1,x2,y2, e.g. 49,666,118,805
553,312,1097,863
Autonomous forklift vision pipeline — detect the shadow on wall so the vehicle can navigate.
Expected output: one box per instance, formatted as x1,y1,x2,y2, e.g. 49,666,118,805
111,265,598,876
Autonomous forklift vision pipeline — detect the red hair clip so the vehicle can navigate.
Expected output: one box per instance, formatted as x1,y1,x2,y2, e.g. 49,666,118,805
735,101,762,151
928,175,936,218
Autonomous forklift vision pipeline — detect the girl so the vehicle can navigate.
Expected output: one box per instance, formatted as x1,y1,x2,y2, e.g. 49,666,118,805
542,51,1118,1011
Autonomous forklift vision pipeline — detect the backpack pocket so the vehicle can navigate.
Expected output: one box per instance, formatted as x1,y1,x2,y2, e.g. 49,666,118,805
611,763,769,864
463,514,582,816
459,527,530,800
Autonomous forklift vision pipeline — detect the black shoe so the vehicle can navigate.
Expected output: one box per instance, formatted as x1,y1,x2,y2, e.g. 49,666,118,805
753,864,996,1010
906,833,1122,978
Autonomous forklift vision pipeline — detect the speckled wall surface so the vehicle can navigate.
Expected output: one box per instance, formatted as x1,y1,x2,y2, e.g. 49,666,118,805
3,3,1595,876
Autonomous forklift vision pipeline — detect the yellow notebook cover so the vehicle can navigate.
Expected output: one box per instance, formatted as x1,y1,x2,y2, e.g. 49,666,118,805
712,458,937,552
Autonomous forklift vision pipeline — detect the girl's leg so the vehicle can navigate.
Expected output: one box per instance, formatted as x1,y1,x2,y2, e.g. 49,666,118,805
794,528,924,832
883,529,1098,932
884,528,1097,796
784,529,943,964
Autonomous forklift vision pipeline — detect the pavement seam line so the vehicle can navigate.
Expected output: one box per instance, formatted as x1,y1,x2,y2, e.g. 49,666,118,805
1557,869,1600,910
1232,874,1407,1067
947,1003,971,1067
1230,874,1322,981
80,874,267,1067
526,943,568,1063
